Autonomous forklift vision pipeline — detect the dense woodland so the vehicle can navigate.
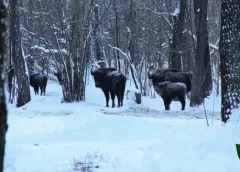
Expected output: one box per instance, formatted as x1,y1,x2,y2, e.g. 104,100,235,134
1,0,240,170
8,0,221,104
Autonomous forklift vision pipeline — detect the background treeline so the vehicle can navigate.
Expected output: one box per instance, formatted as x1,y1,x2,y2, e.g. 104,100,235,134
7,0,220,106
2,0,240,171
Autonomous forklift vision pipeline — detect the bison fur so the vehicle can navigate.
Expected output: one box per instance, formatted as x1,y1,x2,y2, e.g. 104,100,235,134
29,73,48,96
148,68,192,93
154,81,187,110
54,72,63,85
91,67,127,108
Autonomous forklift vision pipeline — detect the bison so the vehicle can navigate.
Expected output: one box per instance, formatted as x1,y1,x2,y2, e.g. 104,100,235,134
54,72,63,85
29,73,48,96
154,81,187,110
91,67,127,108
148,68,192,93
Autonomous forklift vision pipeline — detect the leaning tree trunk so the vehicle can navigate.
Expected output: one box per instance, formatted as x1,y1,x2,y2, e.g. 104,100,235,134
190,0,211,106
10,0,31,107
169,0,187,70
219,0,240,122
0,1,8,171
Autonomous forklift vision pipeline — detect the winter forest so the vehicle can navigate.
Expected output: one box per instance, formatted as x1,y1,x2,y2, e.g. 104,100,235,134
1,0,240,172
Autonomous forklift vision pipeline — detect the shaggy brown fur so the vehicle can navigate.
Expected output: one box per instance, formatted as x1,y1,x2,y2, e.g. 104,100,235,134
91,67,127,108
148,68,192,93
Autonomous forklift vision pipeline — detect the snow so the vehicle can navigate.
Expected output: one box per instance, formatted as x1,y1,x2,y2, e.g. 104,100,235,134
4,77,240,172
171,1,180,17
31,45,67,55
209,43,219,50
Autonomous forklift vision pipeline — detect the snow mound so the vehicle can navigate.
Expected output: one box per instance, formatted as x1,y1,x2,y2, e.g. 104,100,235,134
99,106,221,120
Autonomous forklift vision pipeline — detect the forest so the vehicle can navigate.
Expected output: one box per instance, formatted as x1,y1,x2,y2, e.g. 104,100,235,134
1,0,240,171
7,0,220,107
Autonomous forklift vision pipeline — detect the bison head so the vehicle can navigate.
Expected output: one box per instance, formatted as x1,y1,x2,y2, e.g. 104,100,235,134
91,67,117,88
91,68,104,88
148,68,180,86
153,81,168,96
54,72,63,85
148,68,166,85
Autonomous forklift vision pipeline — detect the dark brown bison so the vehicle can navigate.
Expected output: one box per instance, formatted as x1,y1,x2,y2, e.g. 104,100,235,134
91,67,127,107
54,72,63,85
29,73,48,96
148,68,192,93
154,81,187,110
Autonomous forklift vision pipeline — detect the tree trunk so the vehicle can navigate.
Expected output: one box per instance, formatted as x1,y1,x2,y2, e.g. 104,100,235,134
219,0,240,122
114,0,121,70
170,0,187,70
190,0,211,106
93,3,102,62
0,1,8,171
57,0,88,103
10,0,31,107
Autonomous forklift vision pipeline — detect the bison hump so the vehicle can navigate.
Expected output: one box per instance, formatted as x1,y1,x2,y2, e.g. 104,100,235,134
107,71,126,80
94,67,117,74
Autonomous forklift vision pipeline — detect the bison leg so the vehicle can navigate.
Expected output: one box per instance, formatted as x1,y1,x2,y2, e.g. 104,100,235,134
120,85,125,106
179,96,186,110
121,93,124,106
40,87,43,96
120,92,125,106
37,87,40,95
34,87,38,95
40,86,46,96
103,91,110,107
163,98,171,110
116,93,121,107
115,85,121,107
43,85,47,96
110,92,116,108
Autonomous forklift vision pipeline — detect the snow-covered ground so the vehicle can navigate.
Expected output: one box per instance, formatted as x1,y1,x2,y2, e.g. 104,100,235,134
4,78,240,172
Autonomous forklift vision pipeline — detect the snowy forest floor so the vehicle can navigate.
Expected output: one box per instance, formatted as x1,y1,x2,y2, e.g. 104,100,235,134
4,80,240,172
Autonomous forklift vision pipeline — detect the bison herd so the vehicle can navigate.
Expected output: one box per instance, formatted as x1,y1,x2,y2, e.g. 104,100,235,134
28,66,192,111
90,66,192,110
148,68,192,110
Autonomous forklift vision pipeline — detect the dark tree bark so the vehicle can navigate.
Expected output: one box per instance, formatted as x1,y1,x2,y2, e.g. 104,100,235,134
0,1,8,171
190,0,212,106
54,0,90,102
113,0,121,70
170,0,187,70
220,0,240,122
93,3,102,62
10,0,31,107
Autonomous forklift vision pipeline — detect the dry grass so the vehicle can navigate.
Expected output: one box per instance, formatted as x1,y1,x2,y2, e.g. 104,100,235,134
72,153,105,172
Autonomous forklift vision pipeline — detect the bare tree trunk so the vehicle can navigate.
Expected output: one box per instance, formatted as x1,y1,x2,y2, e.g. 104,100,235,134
10,0,31,107
170,0,187,70
93,3,102,62
0,1,8,171
190,0,211,106
113,0,121,70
